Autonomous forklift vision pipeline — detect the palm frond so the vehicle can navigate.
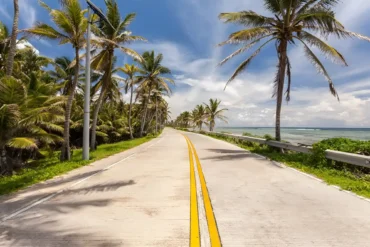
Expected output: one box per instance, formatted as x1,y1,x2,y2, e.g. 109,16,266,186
297,38,339,100
7,137,38,150
285,56,292,102
225,38,274,88
299,31,347,65
219,11,275,27
219,27,273,45
219,35,272,65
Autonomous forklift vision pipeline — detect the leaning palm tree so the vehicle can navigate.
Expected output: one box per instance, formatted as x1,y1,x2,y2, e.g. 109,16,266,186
119,64,140,139
204,99,228,132
5,0,19,76
27,0,87,161
89,0,145,150
219,0,370,141
136,51,174,137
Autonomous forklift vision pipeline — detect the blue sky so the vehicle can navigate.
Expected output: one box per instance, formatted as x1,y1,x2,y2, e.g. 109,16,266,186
1,0,370,127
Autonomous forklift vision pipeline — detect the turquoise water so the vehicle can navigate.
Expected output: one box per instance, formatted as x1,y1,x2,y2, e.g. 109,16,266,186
215,127,370,145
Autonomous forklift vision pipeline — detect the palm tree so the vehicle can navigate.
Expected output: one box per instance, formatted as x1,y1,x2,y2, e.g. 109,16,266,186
119,64,139,139
204,99,228,132
6,0,19,76
27,0,88,161
193,104,207,130
89,0,145,150
49,56,75,95
14,47,52,77
219,0,370,141
136,51,174,137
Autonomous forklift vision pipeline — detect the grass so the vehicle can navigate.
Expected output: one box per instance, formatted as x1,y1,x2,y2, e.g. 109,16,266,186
204,132,370,199
0,135,157,196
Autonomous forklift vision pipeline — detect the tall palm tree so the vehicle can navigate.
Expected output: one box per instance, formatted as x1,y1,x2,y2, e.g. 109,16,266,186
27,0,88,161
204,99,228,132
119,64,139,139
89,0,144,150
6,0,19,76
136,51,174,137
219,0,370,141
151,87,169,134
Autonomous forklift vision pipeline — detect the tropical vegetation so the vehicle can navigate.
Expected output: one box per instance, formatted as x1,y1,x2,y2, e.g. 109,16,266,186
172,98,228,131
218,0,370,141
0,0,174,176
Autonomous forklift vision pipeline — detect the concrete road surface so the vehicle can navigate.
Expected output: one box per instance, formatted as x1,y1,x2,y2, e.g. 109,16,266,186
1,128,370,246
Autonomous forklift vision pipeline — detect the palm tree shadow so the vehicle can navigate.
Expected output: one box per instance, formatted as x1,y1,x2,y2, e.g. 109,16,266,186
1,220,124,247
206,148,251,154
1,181,136,246
203,148,282,168
1,181,135,219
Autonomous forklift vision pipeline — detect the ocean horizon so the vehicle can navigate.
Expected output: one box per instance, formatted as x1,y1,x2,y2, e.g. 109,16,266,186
215,127,370,145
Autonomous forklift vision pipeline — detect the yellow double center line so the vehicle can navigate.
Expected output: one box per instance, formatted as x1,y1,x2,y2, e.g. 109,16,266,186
183,135,222,247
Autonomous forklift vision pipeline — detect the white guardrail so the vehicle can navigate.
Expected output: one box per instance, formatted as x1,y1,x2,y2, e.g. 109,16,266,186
199,131,370,169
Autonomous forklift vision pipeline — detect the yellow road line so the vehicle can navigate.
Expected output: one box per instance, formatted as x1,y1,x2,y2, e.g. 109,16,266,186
184,135,200,247
185,135,222,247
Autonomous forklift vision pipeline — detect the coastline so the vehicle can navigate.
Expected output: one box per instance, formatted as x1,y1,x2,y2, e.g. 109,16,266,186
215,127,370,145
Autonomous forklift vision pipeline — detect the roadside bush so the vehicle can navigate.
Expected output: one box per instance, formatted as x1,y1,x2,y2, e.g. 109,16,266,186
263,134,274,141
311,138,370,174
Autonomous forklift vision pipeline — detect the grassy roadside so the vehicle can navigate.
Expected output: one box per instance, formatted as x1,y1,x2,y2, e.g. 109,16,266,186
202,132,370,199
0,135,157,196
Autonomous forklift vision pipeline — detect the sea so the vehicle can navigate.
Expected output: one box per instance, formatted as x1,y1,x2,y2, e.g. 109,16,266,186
214,127,370,145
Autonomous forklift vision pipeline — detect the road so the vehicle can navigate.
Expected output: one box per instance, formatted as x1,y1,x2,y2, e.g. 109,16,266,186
1,128,370,246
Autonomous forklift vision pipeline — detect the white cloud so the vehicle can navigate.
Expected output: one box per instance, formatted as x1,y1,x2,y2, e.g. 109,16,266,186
16,40,40,55
0,1,11,21
19,0,37,27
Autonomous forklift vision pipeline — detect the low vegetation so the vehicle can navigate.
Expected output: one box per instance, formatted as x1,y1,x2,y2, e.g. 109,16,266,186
202,132,370,199
0,135,157,195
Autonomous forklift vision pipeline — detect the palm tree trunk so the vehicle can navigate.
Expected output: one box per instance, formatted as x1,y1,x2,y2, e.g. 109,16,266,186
275,41,288,142
128,83,134,139
90,51,113,150
155,97,158,134
0,147,7,175
200,122,202,131
60,47,80,161
139,87,152,137
6,0,19,76
90,83,105,150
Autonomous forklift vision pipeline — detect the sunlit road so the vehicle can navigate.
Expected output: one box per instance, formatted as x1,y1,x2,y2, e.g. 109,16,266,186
1,128,370,246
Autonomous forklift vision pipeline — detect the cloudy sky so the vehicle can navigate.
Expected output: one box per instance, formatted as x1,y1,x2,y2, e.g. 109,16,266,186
1,0,370,127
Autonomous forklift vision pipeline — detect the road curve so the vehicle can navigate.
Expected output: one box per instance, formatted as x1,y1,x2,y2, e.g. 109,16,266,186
1,128,370,246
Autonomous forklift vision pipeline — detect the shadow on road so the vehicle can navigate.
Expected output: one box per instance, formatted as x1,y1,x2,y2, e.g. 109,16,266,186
206,148,250,154
1,181,135,246
203,149,282,169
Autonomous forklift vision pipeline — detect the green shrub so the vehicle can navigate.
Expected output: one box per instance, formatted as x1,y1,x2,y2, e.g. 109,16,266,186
311,138,370,173
242,132,254,137
263,134,274,141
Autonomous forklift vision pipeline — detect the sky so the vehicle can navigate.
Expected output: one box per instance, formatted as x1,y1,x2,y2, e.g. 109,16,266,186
1,0,370,128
